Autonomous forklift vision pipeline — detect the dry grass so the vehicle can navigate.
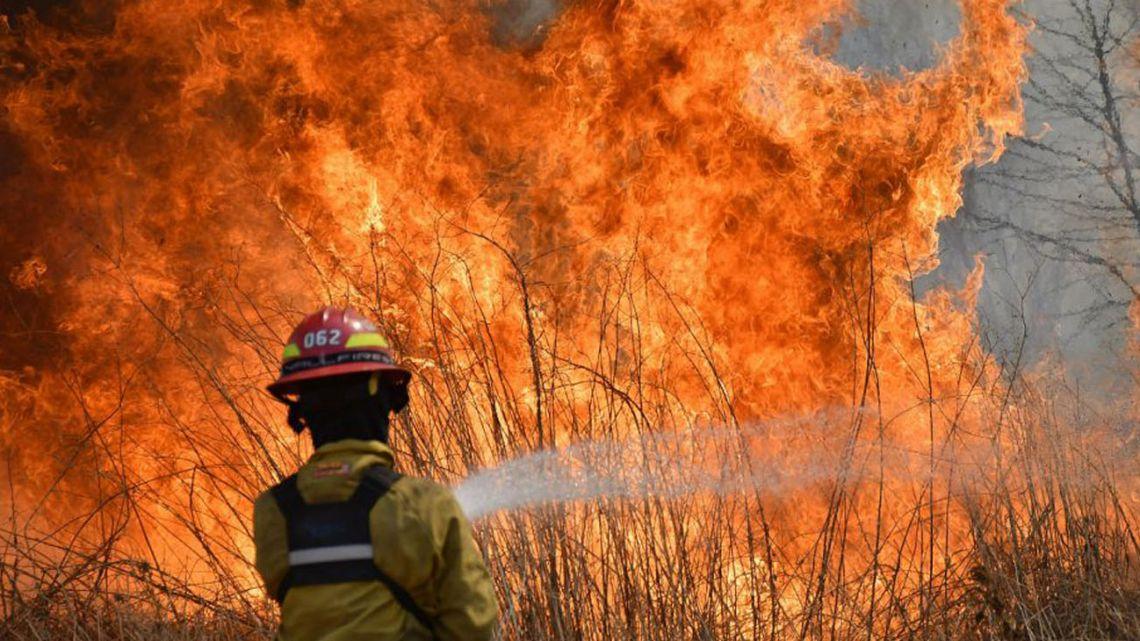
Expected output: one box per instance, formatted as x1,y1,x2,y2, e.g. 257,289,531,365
2,227,1138,641
3,400,1138,641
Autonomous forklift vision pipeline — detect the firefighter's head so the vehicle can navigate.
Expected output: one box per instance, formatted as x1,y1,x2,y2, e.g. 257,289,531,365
268,307,410,446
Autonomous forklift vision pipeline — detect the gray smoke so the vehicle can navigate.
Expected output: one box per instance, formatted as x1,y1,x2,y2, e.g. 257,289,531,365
932,0,1139,401
830,0,962,73
489,0,561,47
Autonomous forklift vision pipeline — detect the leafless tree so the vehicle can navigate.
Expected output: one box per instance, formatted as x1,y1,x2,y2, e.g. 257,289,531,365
967,0,1139,339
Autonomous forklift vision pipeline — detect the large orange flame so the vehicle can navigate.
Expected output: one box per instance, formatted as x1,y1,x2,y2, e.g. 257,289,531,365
0,0,1045,635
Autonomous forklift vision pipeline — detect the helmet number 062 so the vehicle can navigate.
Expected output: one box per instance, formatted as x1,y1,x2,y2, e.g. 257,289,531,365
303,329,342,348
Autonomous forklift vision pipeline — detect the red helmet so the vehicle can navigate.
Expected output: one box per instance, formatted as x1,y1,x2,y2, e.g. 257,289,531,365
267,307,410,398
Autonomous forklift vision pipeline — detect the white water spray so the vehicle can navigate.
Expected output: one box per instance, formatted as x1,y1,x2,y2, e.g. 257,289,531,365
454,412,945,520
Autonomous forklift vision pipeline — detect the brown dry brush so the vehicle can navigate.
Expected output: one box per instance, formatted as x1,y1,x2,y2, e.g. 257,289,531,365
2,223,1140,641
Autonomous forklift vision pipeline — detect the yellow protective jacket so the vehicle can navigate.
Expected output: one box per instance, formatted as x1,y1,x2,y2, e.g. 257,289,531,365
253,439,498,641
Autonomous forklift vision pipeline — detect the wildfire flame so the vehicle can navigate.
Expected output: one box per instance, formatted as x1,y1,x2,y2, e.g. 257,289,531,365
4,0,1095,637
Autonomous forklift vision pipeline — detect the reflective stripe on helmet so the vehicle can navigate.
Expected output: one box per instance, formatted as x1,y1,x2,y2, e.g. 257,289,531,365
282,343,302,360
280,349,395,375
345,332,390,349
288,544,374,566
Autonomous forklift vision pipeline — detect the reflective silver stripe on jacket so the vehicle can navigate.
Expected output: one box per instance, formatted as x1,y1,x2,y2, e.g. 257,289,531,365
288,544,374,566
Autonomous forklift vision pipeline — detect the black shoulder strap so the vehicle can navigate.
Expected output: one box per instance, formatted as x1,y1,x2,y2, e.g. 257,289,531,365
269,474,303,603
354,466,435,634
270,473,303,513
354,465,403,503
269,466,435,635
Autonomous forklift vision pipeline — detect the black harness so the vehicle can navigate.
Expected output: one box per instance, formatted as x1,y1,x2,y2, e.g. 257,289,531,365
270,465,433,632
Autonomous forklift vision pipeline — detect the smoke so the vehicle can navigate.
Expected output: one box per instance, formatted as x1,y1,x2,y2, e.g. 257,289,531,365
931,0,1140,402
828,0,962,73
487,0,561,47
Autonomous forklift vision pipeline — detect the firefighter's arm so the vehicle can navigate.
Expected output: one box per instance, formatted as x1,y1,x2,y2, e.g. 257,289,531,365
427,487,499,641
252,491,290,600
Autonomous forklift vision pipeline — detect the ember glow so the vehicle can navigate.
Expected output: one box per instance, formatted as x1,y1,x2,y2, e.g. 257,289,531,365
9,1,1133,639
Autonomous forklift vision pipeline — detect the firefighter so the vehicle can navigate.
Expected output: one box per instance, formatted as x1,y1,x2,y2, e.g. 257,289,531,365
253,307,498,641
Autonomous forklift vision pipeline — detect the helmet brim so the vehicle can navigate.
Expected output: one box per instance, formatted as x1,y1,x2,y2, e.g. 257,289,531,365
267,362,411,399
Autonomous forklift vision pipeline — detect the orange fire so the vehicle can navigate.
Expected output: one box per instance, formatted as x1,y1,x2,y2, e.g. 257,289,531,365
0,0,1057,636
